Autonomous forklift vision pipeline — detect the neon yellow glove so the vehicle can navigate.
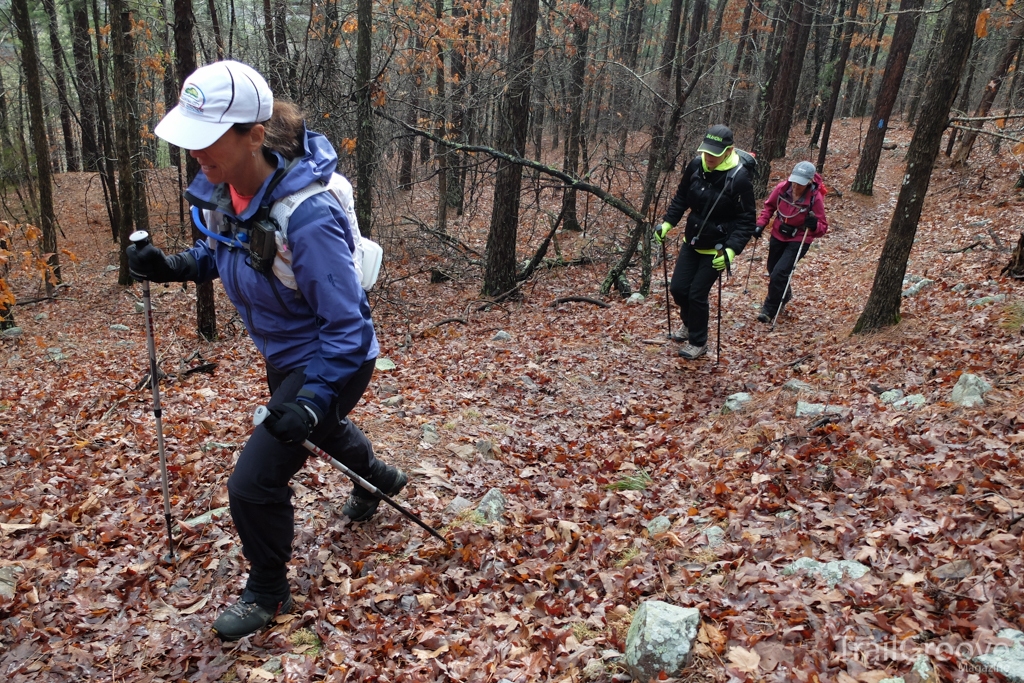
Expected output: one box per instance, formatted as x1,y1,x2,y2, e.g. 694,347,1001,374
712,248,735,271
654,222,673,244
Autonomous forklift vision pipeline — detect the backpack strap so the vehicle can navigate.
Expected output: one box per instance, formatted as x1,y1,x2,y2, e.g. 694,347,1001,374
269,181,333,241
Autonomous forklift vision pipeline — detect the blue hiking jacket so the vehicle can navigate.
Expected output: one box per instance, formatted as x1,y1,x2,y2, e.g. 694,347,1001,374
183,129,378,416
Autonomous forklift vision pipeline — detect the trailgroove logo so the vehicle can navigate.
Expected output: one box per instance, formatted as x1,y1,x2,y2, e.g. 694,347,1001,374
837,636,1014,673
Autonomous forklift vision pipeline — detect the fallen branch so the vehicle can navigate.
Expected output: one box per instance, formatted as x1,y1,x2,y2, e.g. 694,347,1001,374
419,317,468,336
378,111,647,224
550,296,610,308
940,241,983,253
404,215,483,259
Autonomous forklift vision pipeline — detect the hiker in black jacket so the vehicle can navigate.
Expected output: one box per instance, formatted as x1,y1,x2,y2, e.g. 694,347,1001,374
655,125,757,359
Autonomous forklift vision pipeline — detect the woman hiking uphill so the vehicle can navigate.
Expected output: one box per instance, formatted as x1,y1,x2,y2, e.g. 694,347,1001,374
127,60,406,641
654,125,757,359
754,160,829,323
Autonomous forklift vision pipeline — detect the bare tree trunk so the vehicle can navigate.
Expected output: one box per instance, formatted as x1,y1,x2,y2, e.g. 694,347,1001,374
355,0,376,237
434,0,449,233
207,0,225,59
722,0,754,128
854,0,892,117
951,18,1024,165
852,0,925,195
945,29,984,156
561,0,592,233
71,0,100,172
753,0,812,197
91,0,121,242
612,0,646,155
482,0,540,297
398,33,421,190
43,0,79,173
905,14,946,124
110,0,144,286
263,0,286,95
13,0,61,290
172,0,215,340
816,0,861,172
854,0,982,333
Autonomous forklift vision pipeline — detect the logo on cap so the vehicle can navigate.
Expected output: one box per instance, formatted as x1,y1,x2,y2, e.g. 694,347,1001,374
180,84,205,114
706,135,724,142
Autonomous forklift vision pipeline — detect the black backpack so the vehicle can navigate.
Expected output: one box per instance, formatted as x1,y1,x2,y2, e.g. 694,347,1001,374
731,149,757,188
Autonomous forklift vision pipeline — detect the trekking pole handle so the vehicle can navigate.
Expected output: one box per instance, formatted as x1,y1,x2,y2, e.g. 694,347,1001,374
715,243,732,277
130,230,151,248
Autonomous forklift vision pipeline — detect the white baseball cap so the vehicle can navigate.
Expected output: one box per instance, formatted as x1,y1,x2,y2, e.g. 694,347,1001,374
154,60,274,150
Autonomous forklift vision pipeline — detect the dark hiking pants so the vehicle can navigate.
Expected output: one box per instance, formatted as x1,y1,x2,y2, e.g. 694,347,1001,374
763,236,811,317
669,244,721,347
228,359,377,606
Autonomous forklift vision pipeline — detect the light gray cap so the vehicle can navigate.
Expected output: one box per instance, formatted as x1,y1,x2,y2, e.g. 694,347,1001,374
789,161,816,185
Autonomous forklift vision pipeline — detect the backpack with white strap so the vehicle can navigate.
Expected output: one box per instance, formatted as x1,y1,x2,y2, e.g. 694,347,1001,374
268,173,383,291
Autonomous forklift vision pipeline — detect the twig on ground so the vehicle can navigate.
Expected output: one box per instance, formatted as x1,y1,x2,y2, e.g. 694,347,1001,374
550,296,610,308
940,241,983,253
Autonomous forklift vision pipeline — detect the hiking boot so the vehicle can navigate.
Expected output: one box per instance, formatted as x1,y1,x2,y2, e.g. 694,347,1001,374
757,307,771,324
678,343,707,360
342,464,407,522
212,593,293,641
668,325,689,343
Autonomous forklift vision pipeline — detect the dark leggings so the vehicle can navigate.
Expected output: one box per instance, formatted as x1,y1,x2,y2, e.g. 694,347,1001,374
228,359,376,604
763,237,811,316
669,244,722,347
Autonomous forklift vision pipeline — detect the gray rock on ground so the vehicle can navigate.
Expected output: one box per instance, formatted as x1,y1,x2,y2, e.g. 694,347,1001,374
782,557,869,588
951,373,991,408
623,600,701,681
973,629,1024,682
475,488,507,523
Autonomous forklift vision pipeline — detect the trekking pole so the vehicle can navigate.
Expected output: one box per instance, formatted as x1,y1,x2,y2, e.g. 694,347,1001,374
714,243,731,365
661,239,673,340
253,407,448,544
130,231,176,565
742,237,758,294
771,227,810,331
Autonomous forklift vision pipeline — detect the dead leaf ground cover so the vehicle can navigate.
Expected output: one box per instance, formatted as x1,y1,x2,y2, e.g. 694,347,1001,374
1,120,1023,682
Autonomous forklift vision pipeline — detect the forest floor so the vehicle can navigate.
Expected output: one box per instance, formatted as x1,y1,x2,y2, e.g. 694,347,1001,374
1,120,1023,683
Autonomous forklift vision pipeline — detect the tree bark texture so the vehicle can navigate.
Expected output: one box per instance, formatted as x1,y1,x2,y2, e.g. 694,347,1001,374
852,0,925,195
71,0,100,172
561,0,592,233
722,0,754,127
42,0,79,173
754,0,811,197
355,0,376,237
483,0,540,297
951,17,1024,165
110,0,141,286
12,0,60,288
816,0,860,172
172,0,215,340
91,0,121,242
854,0,983,334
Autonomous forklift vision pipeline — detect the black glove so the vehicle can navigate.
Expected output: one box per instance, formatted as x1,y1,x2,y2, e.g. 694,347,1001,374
803,213,818,233
127,242,198,283
262,401,322,444
753,225,764,240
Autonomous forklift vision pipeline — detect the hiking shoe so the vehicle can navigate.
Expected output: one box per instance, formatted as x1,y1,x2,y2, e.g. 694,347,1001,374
342,465,408,522
678,343,707,360
212,594,292,641
757,307,771,324
668,326,689,343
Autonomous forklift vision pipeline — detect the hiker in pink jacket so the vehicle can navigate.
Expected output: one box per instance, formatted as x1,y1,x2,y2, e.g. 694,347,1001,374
753,161,829,322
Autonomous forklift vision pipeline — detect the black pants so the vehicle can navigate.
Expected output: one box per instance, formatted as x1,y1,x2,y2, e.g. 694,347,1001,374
669,244,721,347
228,359,377,605
763,237,811,316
